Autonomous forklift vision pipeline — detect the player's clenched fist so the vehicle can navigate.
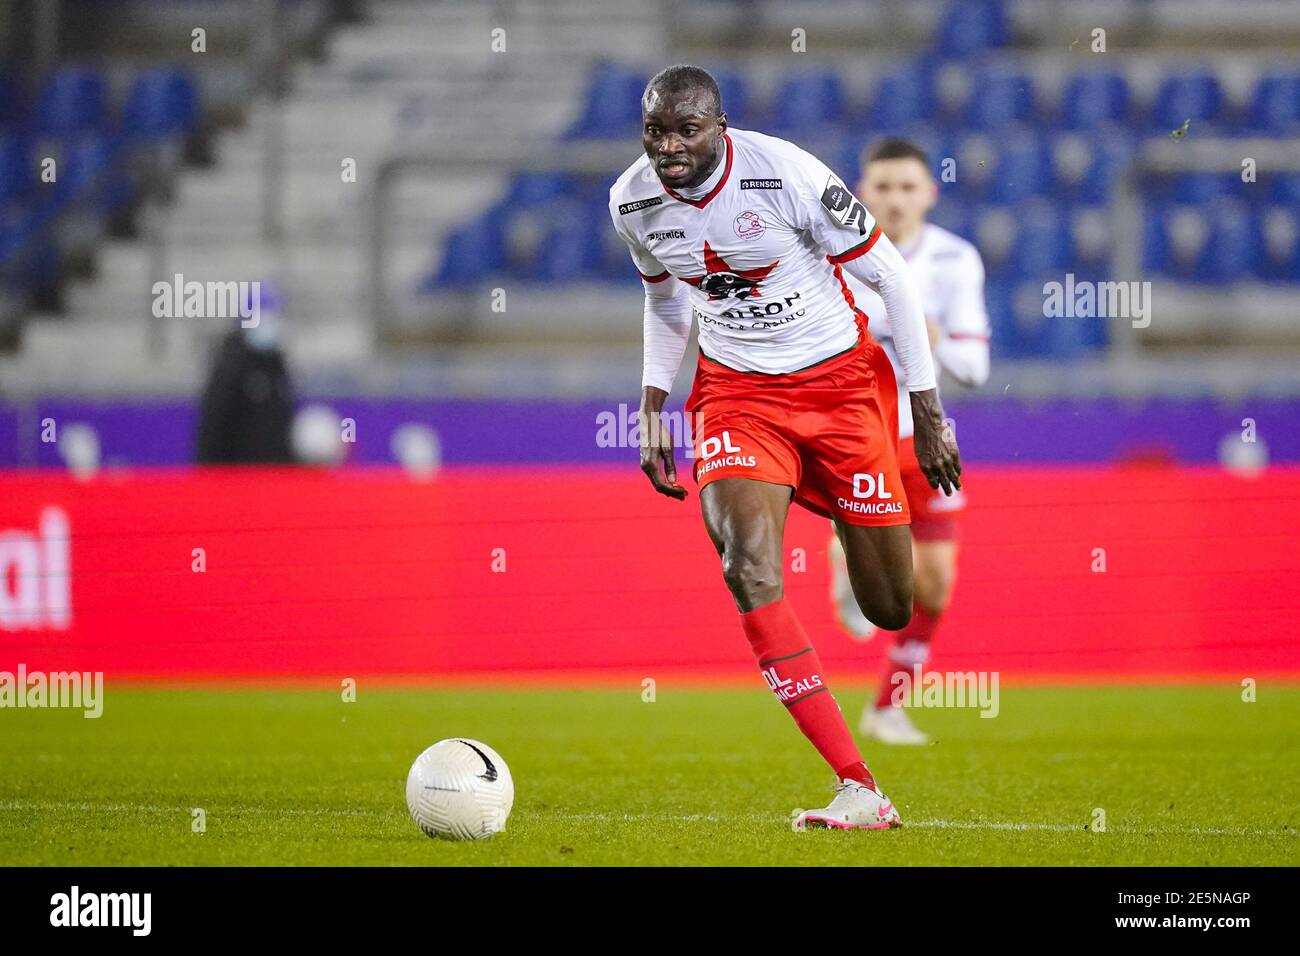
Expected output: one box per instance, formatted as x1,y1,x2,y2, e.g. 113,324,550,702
909,388,962,496
638,386,688,500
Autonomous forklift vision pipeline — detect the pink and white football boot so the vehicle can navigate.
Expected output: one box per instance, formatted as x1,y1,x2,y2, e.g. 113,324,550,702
791,778,902,831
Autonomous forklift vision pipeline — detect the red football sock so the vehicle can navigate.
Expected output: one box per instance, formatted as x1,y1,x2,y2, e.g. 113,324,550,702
741,597,876,790
874,605,939,710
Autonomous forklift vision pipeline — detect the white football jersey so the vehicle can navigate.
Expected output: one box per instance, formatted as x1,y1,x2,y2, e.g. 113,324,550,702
608,127,883,374
845,223,990,438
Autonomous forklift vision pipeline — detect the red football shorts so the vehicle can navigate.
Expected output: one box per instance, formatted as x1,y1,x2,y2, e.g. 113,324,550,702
683,331,910,528
897,435,966,541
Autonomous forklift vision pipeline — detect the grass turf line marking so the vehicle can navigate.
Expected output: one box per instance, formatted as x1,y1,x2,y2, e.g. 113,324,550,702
1,801,1293,837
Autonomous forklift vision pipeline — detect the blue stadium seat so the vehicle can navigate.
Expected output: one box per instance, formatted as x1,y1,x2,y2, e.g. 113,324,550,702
567,62,645,139
933,0,1008,57
424,209,506,289
1066,207,1109,275
982,278,1027,356
1150,69,1224,133
1142,200,1175,276
708,67,751,126
1165,170,1234,205
866,62,936,130
903,124,957,180
1147,200,1255,284
1198,201,1258,284
57,133,134,215
1256,207,1300,282
1041,306,1092,359
525,201,601,282
0,133,31,207
1270,171,1300,207
0,71,28,129
1052,128,1129,206
816,133,863,186
0,206,61,289
35,66,109,136
795,129,858,184
1246,71,1300,134
121,67,199,141
769,69,847,134
1006,280,1054,357
1058,71,1130,129
973,205,1017,277
966,68,1036,130
983,130,1053,204
1007,201,1071,279
506,171,579,208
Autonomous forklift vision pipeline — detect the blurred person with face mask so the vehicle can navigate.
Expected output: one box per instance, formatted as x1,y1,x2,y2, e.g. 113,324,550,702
195,282,295,464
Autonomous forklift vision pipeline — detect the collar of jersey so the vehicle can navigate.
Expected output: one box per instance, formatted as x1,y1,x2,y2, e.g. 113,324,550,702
662,133,733,208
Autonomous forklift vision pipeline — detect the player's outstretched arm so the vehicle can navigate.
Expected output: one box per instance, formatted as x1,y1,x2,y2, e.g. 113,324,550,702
838,235,962,494
933,247,991,388
638,385,688,500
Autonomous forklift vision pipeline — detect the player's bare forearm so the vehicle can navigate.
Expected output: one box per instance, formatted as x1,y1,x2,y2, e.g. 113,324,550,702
638,385,688,500
909,388,962,495
641,385,669,417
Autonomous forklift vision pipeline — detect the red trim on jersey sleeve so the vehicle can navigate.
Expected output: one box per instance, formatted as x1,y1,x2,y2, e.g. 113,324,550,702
639,269,672,283
663,133,734,209
828,260,872,337
826,224,883,264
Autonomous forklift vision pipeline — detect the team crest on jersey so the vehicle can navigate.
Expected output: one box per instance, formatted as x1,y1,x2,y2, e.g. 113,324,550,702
733,210,765,240
820,175,872,236
681,241,779,301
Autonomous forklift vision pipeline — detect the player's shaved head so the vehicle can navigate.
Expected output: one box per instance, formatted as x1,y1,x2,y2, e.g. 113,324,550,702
641,65,727,191
643,64,723,119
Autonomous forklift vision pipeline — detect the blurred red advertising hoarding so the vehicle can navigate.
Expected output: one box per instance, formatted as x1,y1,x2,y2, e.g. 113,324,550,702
1,465,1297,681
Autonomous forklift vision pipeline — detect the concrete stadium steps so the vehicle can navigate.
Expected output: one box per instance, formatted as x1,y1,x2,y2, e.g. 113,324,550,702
18,0,664,395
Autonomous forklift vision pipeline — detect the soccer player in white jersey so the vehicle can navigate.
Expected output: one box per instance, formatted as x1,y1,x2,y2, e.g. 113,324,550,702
608,66,962,830
829,138,992,746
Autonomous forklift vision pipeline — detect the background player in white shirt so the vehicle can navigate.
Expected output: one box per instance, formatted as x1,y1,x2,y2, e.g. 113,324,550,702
610,66,963,829
829,139,991,745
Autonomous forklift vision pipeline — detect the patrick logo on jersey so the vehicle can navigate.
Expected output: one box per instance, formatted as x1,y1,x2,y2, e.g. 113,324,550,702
682,241,779,301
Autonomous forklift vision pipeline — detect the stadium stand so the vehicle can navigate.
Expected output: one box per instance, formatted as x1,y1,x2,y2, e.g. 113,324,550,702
0,0,1297,396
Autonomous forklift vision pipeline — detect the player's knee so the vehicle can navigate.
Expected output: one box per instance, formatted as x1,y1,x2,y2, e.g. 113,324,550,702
719,547,782,610
855,575,912,631
870,597,912,632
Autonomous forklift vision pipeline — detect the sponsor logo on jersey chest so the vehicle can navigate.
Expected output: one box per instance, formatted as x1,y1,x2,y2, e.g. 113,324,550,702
646,229,686,241
618,196,663,215
740,178,783,189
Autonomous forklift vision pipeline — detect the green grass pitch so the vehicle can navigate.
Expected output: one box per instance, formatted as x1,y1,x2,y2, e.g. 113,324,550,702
2,683,1297,865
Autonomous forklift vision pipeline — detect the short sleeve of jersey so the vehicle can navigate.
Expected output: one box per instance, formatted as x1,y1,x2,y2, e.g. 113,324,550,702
787,148,881,262
608,191,671,282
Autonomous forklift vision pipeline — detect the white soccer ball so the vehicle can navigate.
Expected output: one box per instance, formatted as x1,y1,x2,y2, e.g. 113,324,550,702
405,738,514,841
